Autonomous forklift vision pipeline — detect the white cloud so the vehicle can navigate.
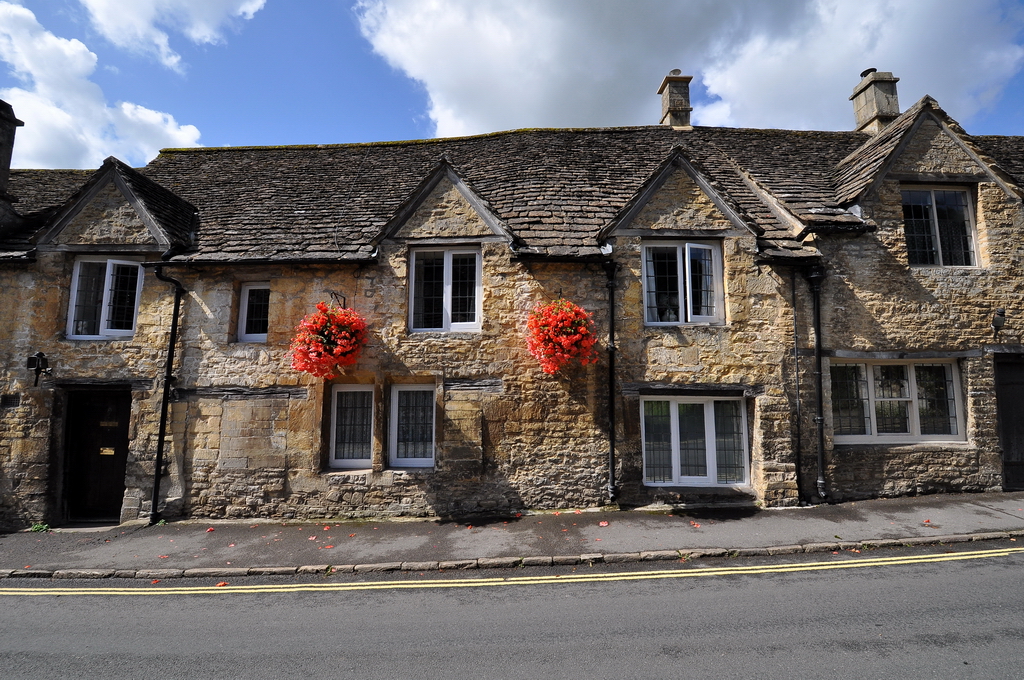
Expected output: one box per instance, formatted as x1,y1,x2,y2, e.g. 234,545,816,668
0,1,200,168
78,0,266,71
355,0,1024,136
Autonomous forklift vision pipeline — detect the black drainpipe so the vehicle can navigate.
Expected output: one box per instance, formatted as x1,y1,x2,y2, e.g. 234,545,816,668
790,269,804,504
150,265,185,525
803,265,828,500
602,259,619,502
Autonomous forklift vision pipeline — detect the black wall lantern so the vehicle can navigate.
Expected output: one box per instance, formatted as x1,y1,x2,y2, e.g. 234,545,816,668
992,308,1007,340
27,351,50,386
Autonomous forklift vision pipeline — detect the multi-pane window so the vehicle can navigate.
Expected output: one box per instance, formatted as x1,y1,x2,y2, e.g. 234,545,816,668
901,189,976,266
641,397,747,486
238,283,270,342
330,385,374,468
67,258,143,339
643,243,722,325
830,361,964,442
390,385,435,467
410,249,481,331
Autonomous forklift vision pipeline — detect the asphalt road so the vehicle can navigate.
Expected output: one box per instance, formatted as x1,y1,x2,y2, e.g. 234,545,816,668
1,544,1021,679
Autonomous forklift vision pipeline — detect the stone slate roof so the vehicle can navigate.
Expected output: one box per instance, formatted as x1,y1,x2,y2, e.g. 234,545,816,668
3,117,1020,263
107,157,197,249
971,135,1024,193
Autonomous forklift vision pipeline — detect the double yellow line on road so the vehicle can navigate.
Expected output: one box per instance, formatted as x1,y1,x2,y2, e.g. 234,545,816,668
2,546,1021,596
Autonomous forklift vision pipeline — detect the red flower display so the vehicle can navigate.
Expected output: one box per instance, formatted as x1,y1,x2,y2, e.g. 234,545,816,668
290,302,368,379
526,298,599,374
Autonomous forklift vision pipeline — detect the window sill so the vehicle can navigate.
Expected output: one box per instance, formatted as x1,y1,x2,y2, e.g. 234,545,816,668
833,440,972,450
406,330,481,338
66,335,135,341
643,482,750,490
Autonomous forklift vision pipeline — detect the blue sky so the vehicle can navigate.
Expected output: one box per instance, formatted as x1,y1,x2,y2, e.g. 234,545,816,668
1,0,1023,169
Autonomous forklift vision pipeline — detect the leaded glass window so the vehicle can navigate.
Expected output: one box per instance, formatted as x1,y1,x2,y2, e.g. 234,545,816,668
641,397,748,486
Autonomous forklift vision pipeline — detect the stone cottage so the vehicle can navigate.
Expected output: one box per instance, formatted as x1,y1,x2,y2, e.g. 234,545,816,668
1,69,1022,529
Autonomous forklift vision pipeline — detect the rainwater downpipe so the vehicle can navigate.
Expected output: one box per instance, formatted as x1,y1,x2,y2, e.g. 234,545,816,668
803,265,828,500
602,259,619,502
790,269,804,504
150,265,185,525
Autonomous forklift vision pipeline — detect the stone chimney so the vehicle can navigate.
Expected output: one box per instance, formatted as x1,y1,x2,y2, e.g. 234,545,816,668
0,99,23,201
658,69,692,127
850,68,900,134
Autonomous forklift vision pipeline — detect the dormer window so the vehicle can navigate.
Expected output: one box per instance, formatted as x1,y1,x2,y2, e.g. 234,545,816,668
409,248,481,332
643,242,723,325
67,258,143,339
901,188,976,266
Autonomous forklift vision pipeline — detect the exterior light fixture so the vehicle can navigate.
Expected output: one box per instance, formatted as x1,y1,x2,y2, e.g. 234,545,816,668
992,308,1007,340
27,351,50,386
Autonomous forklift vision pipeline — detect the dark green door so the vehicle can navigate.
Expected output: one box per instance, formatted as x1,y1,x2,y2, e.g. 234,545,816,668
995,357,1024,491
65,390,130,520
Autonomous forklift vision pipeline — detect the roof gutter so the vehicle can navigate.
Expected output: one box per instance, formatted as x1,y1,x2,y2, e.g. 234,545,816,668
141,256,378,268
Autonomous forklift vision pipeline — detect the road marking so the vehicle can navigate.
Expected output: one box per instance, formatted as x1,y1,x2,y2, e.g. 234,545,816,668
2,546,1021,596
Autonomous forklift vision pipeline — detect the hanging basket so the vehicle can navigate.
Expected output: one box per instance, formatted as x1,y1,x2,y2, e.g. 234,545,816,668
526,297,599,375
290,302,368,379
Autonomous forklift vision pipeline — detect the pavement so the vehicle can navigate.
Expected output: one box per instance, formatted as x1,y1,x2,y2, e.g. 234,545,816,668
2,491,1024,580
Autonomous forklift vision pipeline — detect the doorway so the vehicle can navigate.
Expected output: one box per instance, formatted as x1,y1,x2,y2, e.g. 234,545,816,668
994,356,1024,491
64,389,131,520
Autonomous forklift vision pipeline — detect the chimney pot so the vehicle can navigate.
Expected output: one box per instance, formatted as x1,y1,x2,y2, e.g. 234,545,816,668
658,70,693,127
851,69,900,134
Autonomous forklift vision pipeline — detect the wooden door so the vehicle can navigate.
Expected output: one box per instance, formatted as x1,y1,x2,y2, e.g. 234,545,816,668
65,390,131,520
995,357,1024,491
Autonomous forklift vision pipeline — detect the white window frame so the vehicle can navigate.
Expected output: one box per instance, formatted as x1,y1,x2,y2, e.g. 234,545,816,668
388,384,436,468
329,384,374,469
237,282,271,343
67,257,144,339
900,186,978,267
830,360,967,444
642,241,724,326
409,248,482,332
640,396,749,487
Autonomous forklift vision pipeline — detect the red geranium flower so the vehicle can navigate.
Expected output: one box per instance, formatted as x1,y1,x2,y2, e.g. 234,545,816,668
290,302,368,379
526,298,598,374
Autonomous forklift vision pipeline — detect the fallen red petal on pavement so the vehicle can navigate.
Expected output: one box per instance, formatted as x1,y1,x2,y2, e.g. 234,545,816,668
924,519,931,523
832,551,839,555
151,580,160,584
159,555,169,559
308,535,317,540
574,510,582,514
228,543,235,547
23,565,30,569
599,521,609,527
215,582,229,587
324,545,334,549
349,533,356,537
323,526,330,531
206,527,215,532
